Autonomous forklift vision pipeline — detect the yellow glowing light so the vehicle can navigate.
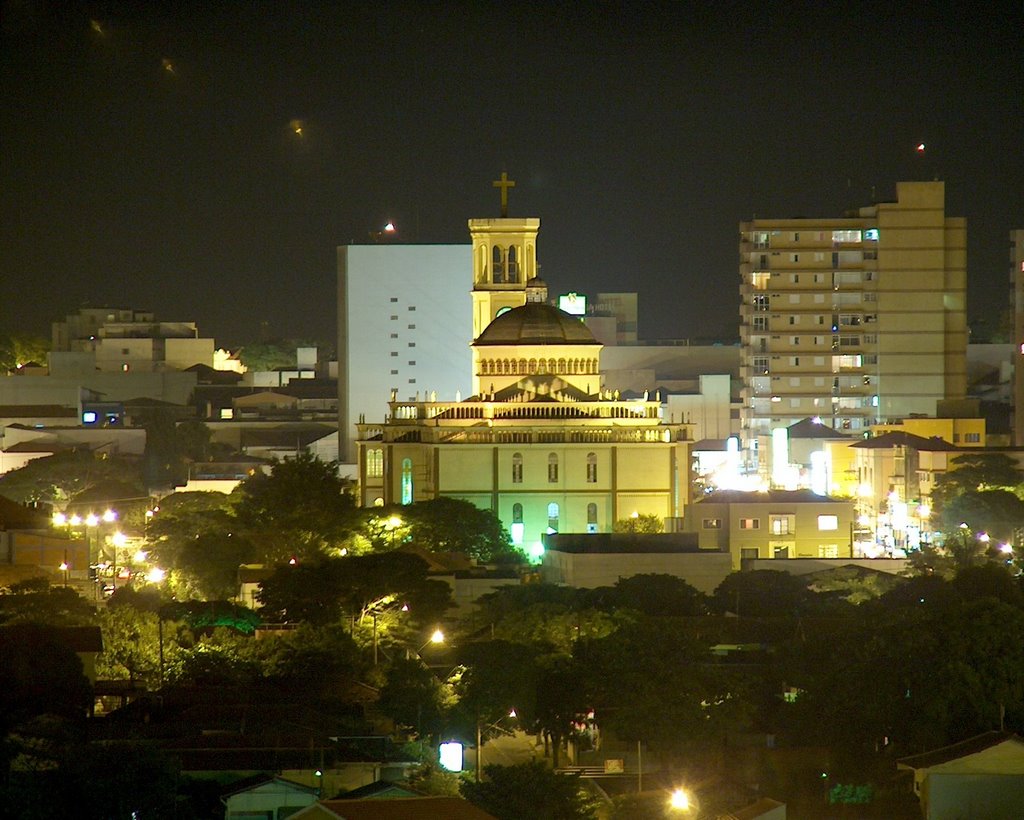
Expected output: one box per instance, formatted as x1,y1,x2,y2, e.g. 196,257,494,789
508,709,517,718
112,531,128,548
161,58,175,74
85,513,99,527
53,513,67,526
917,505,931,518
59,561,69,572
70,514,83,526
103,509,117,523
146,567,166,583
978,532,990,543
429,628,445,644
384,222,396,232
90,19,106,36
669,788,691,810
386,515,402,529
133,550,148,564
858,483,873,498
289,118,305,136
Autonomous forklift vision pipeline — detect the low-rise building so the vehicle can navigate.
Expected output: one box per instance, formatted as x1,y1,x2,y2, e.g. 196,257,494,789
685,489,856,569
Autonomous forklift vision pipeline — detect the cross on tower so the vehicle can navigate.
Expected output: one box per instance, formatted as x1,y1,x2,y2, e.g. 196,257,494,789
492,171,516,217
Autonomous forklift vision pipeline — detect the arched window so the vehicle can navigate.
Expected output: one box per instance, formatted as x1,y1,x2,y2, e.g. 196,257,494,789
401,458,413,505
366,448,384,479
510,502,525,545
587,502,598,533
586,452,597,483
512,453,523,484
492,246,504,283
548,453,559,483
547,502,559,533
507,246,519,282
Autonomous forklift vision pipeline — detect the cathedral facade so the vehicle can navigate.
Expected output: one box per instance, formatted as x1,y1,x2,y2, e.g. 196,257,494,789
356,191,694,553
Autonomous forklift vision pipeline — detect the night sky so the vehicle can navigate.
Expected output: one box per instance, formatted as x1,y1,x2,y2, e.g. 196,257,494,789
2,2,1022,348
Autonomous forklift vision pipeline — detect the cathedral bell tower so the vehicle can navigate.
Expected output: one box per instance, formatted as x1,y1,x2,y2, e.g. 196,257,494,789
469,172,541,341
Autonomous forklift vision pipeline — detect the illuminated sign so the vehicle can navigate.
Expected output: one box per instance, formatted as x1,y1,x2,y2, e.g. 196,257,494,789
558,293,587,315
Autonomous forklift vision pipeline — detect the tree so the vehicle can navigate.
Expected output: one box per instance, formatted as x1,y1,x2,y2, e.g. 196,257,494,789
145,491,251,598
0,449,143,507
256,552,451,627
238,340,298,371
0,578,98,626
937,489,1024,543
933,453,1024,501
232,453,359,562
710,570,814,617
600,574,708,616
400,498,515,561
0,624,93,779
96,605,183,685
612,514,663,534
532,653,590,768
461,760,598,820
0,332,49,372
575,618,746,768
378,657,450,737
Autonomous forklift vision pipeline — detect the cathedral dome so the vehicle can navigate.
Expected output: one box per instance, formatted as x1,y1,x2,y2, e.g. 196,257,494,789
474,303,598,346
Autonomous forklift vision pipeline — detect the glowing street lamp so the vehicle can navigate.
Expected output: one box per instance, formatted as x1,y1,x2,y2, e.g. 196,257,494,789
668,788,692,812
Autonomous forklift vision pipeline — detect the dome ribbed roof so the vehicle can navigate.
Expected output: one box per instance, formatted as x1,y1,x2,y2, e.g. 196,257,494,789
474,303,598,346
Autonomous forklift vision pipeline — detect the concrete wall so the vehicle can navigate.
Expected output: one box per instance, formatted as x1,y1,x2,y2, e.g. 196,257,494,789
540,549,733,593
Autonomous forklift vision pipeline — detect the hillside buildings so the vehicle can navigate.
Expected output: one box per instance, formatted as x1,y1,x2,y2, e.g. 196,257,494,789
739,181,967,468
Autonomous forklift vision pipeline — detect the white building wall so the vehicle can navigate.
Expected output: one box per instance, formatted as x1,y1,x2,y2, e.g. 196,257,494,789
338,244,473,464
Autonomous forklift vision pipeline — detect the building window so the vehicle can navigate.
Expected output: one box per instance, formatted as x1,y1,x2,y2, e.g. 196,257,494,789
753,294,769,311
819,544,839,558
408,324,416,329
492,245,504,283
507,245,519,281
390,369,398,375
547,502,559,533
548,453,559,483
366,448,383,478
408,342,416,347
753,316,769,331
390,352,398,357
408,306,416,311
512,453,523,484
739,518,760,530
401,458,413,505
390,315,399,320
586,452,597,483
587,502,598,533
832,229,862,243
965,432,981,443
817,515,839,531
511,503,524,545
702,518,722,529
769,515,794,535
390,297,398,303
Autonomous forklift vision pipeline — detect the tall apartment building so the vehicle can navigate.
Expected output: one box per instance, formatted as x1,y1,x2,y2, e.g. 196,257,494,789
739,181,967,465
1012,229,1024,445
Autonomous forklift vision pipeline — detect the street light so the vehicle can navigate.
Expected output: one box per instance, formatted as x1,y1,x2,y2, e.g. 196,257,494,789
668,788,692,812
